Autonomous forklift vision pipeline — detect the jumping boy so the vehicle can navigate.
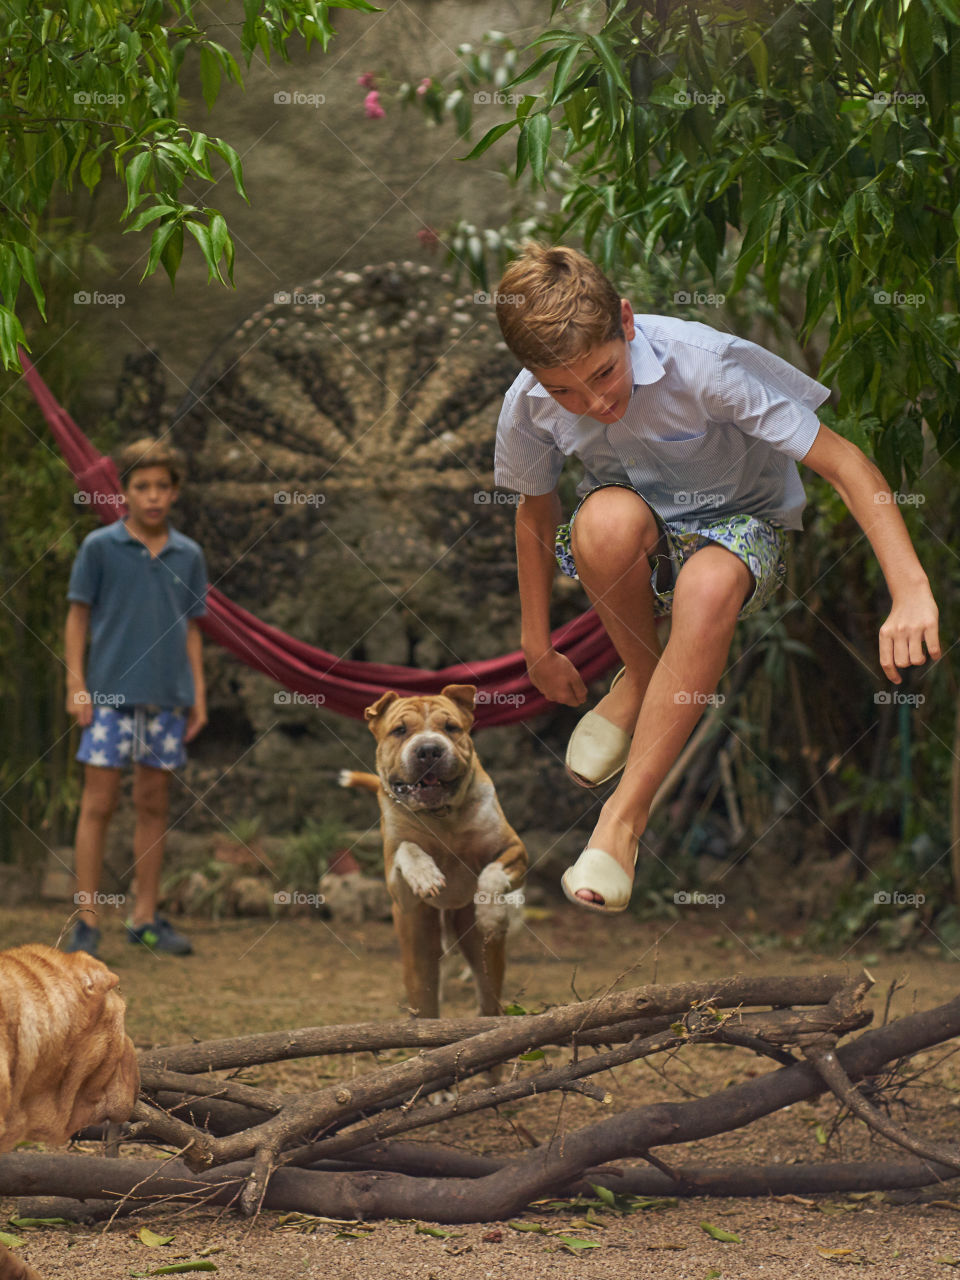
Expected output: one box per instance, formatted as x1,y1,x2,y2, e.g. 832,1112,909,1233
493,244,940,912
63,438,208,955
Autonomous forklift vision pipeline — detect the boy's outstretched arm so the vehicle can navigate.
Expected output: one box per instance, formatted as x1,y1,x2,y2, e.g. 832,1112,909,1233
184,619,207,742
801,424,941,683
516,490,588,706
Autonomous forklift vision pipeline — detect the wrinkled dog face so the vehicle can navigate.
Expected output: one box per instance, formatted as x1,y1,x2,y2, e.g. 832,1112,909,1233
366,684,476,811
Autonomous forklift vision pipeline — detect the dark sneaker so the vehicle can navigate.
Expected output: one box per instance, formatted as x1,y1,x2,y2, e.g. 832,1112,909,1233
64,919,101,957
126,914,193,955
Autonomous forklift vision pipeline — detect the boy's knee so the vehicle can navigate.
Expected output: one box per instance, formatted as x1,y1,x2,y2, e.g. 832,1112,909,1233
133,769,169,819
80,788,117,823
571,489,659,568
674,550,752,623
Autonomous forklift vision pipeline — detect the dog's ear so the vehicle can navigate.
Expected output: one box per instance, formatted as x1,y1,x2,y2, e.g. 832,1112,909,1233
440,684,477,718
364,690,399,731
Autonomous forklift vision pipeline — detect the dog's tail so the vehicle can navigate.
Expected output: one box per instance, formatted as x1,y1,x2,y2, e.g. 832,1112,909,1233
338,769,381,794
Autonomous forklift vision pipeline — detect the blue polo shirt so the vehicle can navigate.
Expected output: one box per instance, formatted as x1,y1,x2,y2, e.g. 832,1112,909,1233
494,316,830,530
67,520,208,709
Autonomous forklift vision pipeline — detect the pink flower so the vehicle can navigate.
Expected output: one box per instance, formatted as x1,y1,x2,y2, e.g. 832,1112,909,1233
364,90,385,119
416,77,432,96
357,72,377,89
417,226,439,250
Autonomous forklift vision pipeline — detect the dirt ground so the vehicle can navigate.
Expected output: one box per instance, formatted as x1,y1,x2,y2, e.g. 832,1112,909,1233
3,900,960,1279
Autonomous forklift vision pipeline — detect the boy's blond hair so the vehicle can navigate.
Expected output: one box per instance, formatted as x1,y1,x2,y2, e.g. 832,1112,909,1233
495,243,624,369
116,437,184,487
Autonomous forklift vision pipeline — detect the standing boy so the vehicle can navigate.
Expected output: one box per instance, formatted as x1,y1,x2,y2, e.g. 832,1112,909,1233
493,244,940,912
64,438,208,955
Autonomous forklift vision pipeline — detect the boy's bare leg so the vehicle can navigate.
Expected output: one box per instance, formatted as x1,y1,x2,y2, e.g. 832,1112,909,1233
574,530,751,904
130,763,171,927
74,765,122,927
569,488,665,733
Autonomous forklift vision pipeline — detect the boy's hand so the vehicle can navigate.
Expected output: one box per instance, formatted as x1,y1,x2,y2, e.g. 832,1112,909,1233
67,688,93,727
879,583,941,683
185,702,208,742
525,648,588,706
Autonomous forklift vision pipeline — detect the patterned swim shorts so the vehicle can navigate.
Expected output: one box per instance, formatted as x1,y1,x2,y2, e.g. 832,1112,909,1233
76,704,188,771
555,483,788,619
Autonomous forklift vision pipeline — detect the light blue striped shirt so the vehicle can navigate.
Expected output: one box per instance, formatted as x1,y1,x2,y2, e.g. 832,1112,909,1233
493,315,830,530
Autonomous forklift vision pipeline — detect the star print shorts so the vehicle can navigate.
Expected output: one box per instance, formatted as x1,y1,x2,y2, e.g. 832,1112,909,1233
555,483,788,619
76,704,188,771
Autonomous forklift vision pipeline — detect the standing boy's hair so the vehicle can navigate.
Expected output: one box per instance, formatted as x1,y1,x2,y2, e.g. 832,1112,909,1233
495,243,624,370
115,437,184,487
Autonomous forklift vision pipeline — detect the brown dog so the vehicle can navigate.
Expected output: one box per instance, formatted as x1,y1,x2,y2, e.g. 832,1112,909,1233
0,944,140,1280
340,684,527,1019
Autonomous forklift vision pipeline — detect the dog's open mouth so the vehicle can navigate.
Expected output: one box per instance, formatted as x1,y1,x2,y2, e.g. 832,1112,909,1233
388,772,456,809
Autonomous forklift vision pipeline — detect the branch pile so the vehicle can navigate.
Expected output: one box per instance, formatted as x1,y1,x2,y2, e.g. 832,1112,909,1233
3,971,960,1222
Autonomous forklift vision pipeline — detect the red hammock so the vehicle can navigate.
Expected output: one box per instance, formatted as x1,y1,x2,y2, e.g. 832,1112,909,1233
22,352,617,727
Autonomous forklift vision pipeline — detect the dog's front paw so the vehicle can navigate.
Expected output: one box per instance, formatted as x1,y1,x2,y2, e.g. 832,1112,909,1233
475,863,518,936
394,841,447,899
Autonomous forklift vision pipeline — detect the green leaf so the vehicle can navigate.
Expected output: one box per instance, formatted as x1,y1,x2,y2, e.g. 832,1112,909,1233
524,112,552,182
123,150,153,216
555,1235,602,1251
199,45,222,110
128,1264,217,1276
415,1225,459,1238
0,1232,25,1248
461,120,516,161
701,1221,742,1242
139,1227,175,1247
519,1048,544,1061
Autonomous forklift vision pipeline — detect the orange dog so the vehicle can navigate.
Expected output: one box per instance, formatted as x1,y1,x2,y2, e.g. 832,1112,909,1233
341,685,527,1019
0,944,140,1279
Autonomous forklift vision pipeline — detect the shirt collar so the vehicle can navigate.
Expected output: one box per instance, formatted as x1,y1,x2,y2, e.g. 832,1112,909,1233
526,321,665,398
110,517,182,553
